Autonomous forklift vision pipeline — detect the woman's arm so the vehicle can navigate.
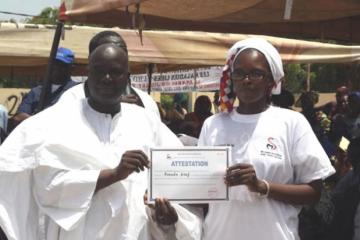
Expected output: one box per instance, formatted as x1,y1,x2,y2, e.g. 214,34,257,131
260,179,322,205
226,163,322,205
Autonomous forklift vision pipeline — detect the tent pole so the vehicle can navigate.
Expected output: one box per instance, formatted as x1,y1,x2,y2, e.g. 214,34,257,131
147,63,154,94
284,0,293,20
37,20,64,112
306,63,311,91
10,67,14,82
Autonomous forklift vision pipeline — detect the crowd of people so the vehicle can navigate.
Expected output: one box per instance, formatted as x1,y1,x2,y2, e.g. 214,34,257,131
0,32,358,240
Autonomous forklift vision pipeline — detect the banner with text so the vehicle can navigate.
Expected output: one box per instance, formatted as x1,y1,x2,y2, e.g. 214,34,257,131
130,66,222,93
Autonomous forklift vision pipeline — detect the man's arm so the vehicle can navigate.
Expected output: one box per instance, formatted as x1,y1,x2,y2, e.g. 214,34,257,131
17,88,40,115
95,150,149,192
32,150,149,231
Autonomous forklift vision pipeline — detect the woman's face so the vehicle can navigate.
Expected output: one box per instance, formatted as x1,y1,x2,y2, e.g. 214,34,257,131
231,49,274,106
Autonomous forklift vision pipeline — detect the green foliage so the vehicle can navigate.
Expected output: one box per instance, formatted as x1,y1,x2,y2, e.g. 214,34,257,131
0,76,39,88
23,6,104,27
25,7,59,24
310,64,348,91
283,63,348,93
283,64,307,93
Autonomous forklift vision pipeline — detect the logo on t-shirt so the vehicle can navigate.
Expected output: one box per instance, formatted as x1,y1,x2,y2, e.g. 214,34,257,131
260,137,283,160
266,137,277,150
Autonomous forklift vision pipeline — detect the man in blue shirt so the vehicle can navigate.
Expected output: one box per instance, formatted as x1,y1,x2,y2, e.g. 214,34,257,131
11,47,78,127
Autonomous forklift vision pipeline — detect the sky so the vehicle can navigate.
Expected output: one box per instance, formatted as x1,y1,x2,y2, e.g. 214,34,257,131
0,0,60,22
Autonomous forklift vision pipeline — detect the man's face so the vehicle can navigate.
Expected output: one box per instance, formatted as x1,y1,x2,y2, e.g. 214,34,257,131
50,60,71,85
336,87,348,109
87,45,129,107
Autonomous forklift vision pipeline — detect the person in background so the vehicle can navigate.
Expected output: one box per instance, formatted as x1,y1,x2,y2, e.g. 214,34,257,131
330,92,360,145
0,105,8,144
198,38,335,240
298,91,330,133
166,93,188,124
316,86,349,120
185,95,213,138
13,47,77,124
298,141,352,240
271,88,295,109
325,138,360,240
298,91,335,157
176,121,199,146
341,92,360,140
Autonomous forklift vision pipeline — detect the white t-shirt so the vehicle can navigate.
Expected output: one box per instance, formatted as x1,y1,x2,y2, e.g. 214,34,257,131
198,106,335,240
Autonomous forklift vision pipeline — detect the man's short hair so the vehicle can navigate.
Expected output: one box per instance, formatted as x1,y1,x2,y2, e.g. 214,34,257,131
88,31,128,54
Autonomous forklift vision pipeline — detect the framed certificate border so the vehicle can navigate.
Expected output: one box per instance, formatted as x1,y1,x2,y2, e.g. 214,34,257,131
148,147,230,203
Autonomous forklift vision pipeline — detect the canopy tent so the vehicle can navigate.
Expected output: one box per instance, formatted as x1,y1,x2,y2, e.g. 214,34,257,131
1,23,360,77
60,0,360,43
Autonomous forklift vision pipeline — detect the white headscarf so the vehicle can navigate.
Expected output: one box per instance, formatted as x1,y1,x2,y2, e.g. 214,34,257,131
219,38,284,112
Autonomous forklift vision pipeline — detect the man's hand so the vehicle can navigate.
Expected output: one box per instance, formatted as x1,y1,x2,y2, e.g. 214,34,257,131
95,150,149,192
116,150,150,180
153,198,178,225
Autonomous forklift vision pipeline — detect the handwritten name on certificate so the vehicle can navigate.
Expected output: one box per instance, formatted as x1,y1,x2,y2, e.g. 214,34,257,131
148,147,230,203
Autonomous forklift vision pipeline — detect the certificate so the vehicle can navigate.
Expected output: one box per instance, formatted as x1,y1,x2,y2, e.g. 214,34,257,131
148,147,230,203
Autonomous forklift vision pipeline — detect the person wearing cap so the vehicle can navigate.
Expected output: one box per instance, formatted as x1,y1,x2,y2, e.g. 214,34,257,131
198,38,335,240
12,47,77,124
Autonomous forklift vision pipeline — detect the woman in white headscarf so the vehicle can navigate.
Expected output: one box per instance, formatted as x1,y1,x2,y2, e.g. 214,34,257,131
198,38,335,240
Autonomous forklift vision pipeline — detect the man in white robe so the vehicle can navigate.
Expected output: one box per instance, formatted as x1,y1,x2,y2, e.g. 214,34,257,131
0,44,201,240
59,83,160,120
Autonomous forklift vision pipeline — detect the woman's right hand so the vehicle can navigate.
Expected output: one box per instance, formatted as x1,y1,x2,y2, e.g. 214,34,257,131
225,163,268,195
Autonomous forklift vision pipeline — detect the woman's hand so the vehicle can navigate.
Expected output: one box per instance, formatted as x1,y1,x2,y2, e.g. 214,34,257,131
225,163,268,195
